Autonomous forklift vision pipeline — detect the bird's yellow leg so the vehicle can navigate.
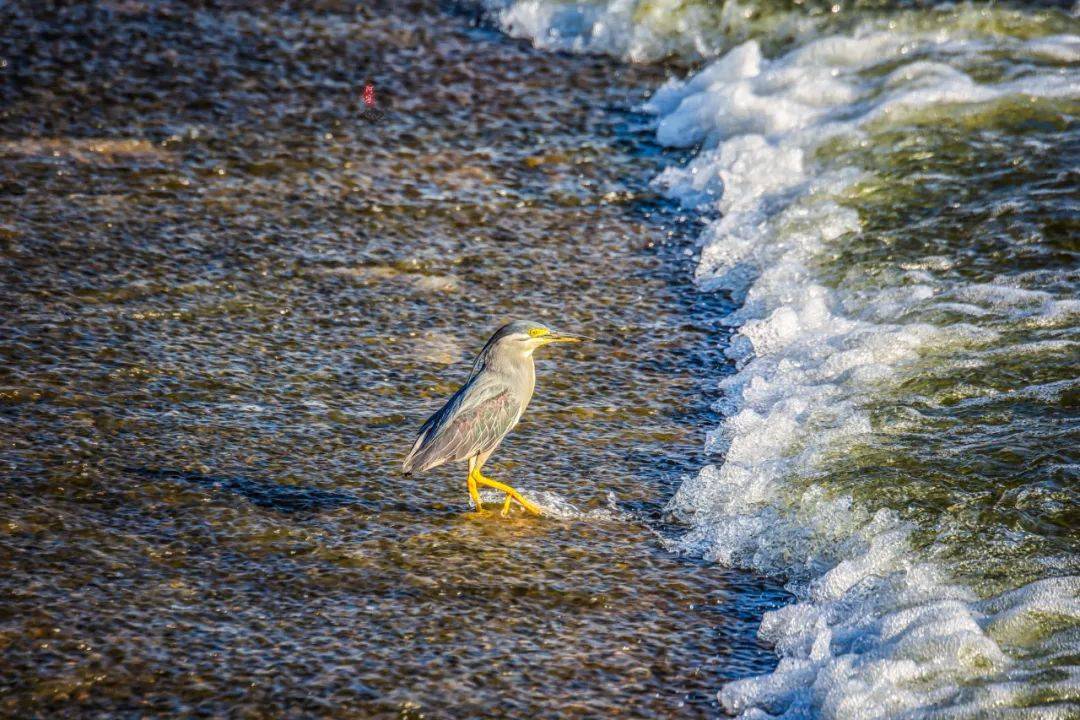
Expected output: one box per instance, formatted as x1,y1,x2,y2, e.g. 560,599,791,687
474,472,542,516
500,494,513,517
467,471,483,512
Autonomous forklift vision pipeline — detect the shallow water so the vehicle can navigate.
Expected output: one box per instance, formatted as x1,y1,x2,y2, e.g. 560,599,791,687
0,2,791,718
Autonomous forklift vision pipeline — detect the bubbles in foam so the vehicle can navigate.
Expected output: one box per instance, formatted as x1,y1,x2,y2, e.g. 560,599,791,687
643,19,1080,720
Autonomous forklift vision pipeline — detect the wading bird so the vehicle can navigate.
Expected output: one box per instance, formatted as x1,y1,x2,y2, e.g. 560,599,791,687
402,320,587,516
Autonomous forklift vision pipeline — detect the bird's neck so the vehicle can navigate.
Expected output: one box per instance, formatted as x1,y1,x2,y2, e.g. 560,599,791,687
483,352,534,387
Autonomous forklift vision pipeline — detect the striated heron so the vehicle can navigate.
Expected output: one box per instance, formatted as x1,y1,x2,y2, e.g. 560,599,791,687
402,320,587,516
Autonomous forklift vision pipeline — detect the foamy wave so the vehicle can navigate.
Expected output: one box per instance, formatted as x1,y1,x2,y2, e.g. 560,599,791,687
647,25,1080,720
480,0,1079,64
480,0,815,62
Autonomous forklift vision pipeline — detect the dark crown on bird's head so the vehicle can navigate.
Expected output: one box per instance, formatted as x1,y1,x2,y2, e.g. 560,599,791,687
489,320,549,341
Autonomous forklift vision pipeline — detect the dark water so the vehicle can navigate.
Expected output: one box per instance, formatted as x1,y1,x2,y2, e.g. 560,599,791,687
0,2,789,717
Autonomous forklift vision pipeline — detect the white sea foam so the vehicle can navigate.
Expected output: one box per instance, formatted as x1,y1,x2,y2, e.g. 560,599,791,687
481,2,1080,717
645,27,1080,718
482,0,819,62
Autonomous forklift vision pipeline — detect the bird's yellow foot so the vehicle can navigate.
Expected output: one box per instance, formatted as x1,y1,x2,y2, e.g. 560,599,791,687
473,472,542,516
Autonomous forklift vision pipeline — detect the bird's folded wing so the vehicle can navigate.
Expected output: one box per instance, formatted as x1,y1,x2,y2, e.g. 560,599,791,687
405,378,520,473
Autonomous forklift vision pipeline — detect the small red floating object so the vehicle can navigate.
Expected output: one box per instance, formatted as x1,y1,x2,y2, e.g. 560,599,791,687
360,83,384,123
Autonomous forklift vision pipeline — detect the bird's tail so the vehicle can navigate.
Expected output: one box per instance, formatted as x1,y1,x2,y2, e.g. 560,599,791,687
401,438,424,475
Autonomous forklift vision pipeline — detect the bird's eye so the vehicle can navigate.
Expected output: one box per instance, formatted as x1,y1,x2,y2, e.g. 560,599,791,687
527,327,548,338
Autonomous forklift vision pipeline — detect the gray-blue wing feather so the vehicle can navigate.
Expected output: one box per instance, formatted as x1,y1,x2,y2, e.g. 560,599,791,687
403,376,520,474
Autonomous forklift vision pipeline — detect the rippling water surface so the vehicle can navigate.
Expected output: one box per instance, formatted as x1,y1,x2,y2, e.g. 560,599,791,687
4,1,1079,718
0,2,790,717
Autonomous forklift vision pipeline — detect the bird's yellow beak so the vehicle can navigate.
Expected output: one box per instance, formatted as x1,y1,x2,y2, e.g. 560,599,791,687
543,330,590,344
